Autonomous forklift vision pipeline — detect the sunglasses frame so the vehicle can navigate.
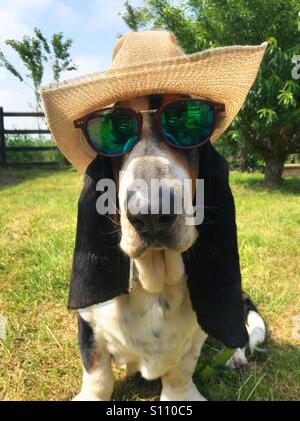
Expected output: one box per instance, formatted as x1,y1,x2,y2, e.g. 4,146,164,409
73,98,225,157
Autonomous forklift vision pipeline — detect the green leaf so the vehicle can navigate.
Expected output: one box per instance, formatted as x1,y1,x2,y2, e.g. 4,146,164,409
257,108,278,124
0,50,23,81
277,90,296,108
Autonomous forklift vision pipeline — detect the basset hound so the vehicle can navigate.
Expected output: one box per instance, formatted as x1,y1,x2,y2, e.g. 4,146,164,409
69,94,265,401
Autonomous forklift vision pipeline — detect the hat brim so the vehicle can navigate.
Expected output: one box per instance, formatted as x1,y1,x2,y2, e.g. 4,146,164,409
41,43,267,174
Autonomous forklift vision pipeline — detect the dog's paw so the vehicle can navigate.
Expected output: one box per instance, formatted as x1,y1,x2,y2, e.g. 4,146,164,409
226,310,267,370
160,382,207,401
72,392,105,401
226,348,248,370
247,310,266,353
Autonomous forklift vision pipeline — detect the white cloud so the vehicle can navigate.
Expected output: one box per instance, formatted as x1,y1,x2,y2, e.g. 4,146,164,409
0,0,144,113
74,54,106,74
0,0,78,72
1,0,52,8
52,1,81,25
0,86,40,128
84,0,142,31
0,0,55,39
60,54,106,80
0,86,33,110
0,9,32,43
0,68,6,80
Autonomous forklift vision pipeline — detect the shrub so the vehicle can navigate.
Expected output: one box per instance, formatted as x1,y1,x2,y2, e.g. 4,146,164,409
5,135,68,167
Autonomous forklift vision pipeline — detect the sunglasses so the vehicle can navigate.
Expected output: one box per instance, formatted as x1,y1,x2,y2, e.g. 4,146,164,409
73,99,225,157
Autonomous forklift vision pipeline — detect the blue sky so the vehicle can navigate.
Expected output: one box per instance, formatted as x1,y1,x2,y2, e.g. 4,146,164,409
0,0,144,127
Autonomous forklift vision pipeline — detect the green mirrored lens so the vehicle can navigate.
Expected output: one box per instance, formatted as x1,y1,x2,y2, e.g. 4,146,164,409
87,108,138,155
162,101,214,147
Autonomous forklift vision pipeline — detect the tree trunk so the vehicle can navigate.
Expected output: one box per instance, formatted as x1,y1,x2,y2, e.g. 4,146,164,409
264,158,285,185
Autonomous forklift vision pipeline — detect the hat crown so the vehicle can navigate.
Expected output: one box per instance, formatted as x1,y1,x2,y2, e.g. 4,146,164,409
111,31,185,69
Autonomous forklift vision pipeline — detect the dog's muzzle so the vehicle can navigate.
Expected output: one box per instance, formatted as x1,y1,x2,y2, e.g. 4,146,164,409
126,189,177,236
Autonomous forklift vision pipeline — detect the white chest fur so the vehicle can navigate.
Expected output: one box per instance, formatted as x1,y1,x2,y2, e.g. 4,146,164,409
79,275,202,380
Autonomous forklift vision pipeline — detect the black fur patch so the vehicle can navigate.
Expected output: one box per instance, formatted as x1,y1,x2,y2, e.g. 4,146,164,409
183,142,249,349
242,291,259,320
68,155,130,310
77,314,96,373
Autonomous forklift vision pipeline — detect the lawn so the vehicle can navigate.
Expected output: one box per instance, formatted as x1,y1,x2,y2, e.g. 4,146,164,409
0,167,299,401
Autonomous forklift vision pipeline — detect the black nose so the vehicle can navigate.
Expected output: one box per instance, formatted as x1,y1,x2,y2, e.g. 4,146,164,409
126,190,177,234
127,211,177,234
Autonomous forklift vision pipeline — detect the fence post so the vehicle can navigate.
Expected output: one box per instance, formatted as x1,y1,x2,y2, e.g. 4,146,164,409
0,107,6,166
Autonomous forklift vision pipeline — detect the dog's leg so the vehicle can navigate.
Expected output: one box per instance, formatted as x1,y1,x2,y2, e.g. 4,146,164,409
125,362,139,376
160,328,207,401
226,293,266,370
73,315,114,401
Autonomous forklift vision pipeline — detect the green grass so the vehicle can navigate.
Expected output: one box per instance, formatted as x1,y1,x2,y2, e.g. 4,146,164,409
0,168,299,401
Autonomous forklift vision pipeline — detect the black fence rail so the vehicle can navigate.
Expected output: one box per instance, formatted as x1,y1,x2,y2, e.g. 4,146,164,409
0,107,59,167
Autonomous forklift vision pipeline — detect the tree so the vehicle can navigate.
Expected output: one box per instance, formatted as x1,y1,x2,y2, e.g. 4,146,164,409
0,28,77,112
51,33,77,86
122,0,300,185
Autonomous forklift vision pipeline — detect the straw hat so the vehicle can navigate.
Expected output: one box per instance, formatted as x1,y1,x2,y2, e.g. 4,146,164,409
40,31,267,174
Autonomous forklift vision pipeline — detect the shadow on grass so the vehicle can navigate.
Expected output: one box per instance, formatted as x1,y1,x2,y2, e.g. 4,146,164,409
113,372,161,401
0,166,74,191
233,173,300,195
110,334,299,401
199,337,299,401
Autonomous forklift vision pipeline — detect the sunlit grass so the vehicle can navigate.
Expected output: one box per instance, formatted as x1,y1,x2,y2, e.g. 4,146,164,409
0,168,299,400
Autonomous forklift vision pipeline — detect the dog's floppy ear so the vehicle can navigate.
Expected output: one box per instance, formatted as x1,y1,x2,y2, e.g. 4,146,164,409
184,142,248,348
68,155,130,310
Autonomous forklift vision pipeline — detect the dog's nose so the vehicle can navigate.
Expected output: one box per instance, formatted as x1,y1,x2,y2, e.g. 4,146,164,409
127,211,177,234
126,190,177,234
